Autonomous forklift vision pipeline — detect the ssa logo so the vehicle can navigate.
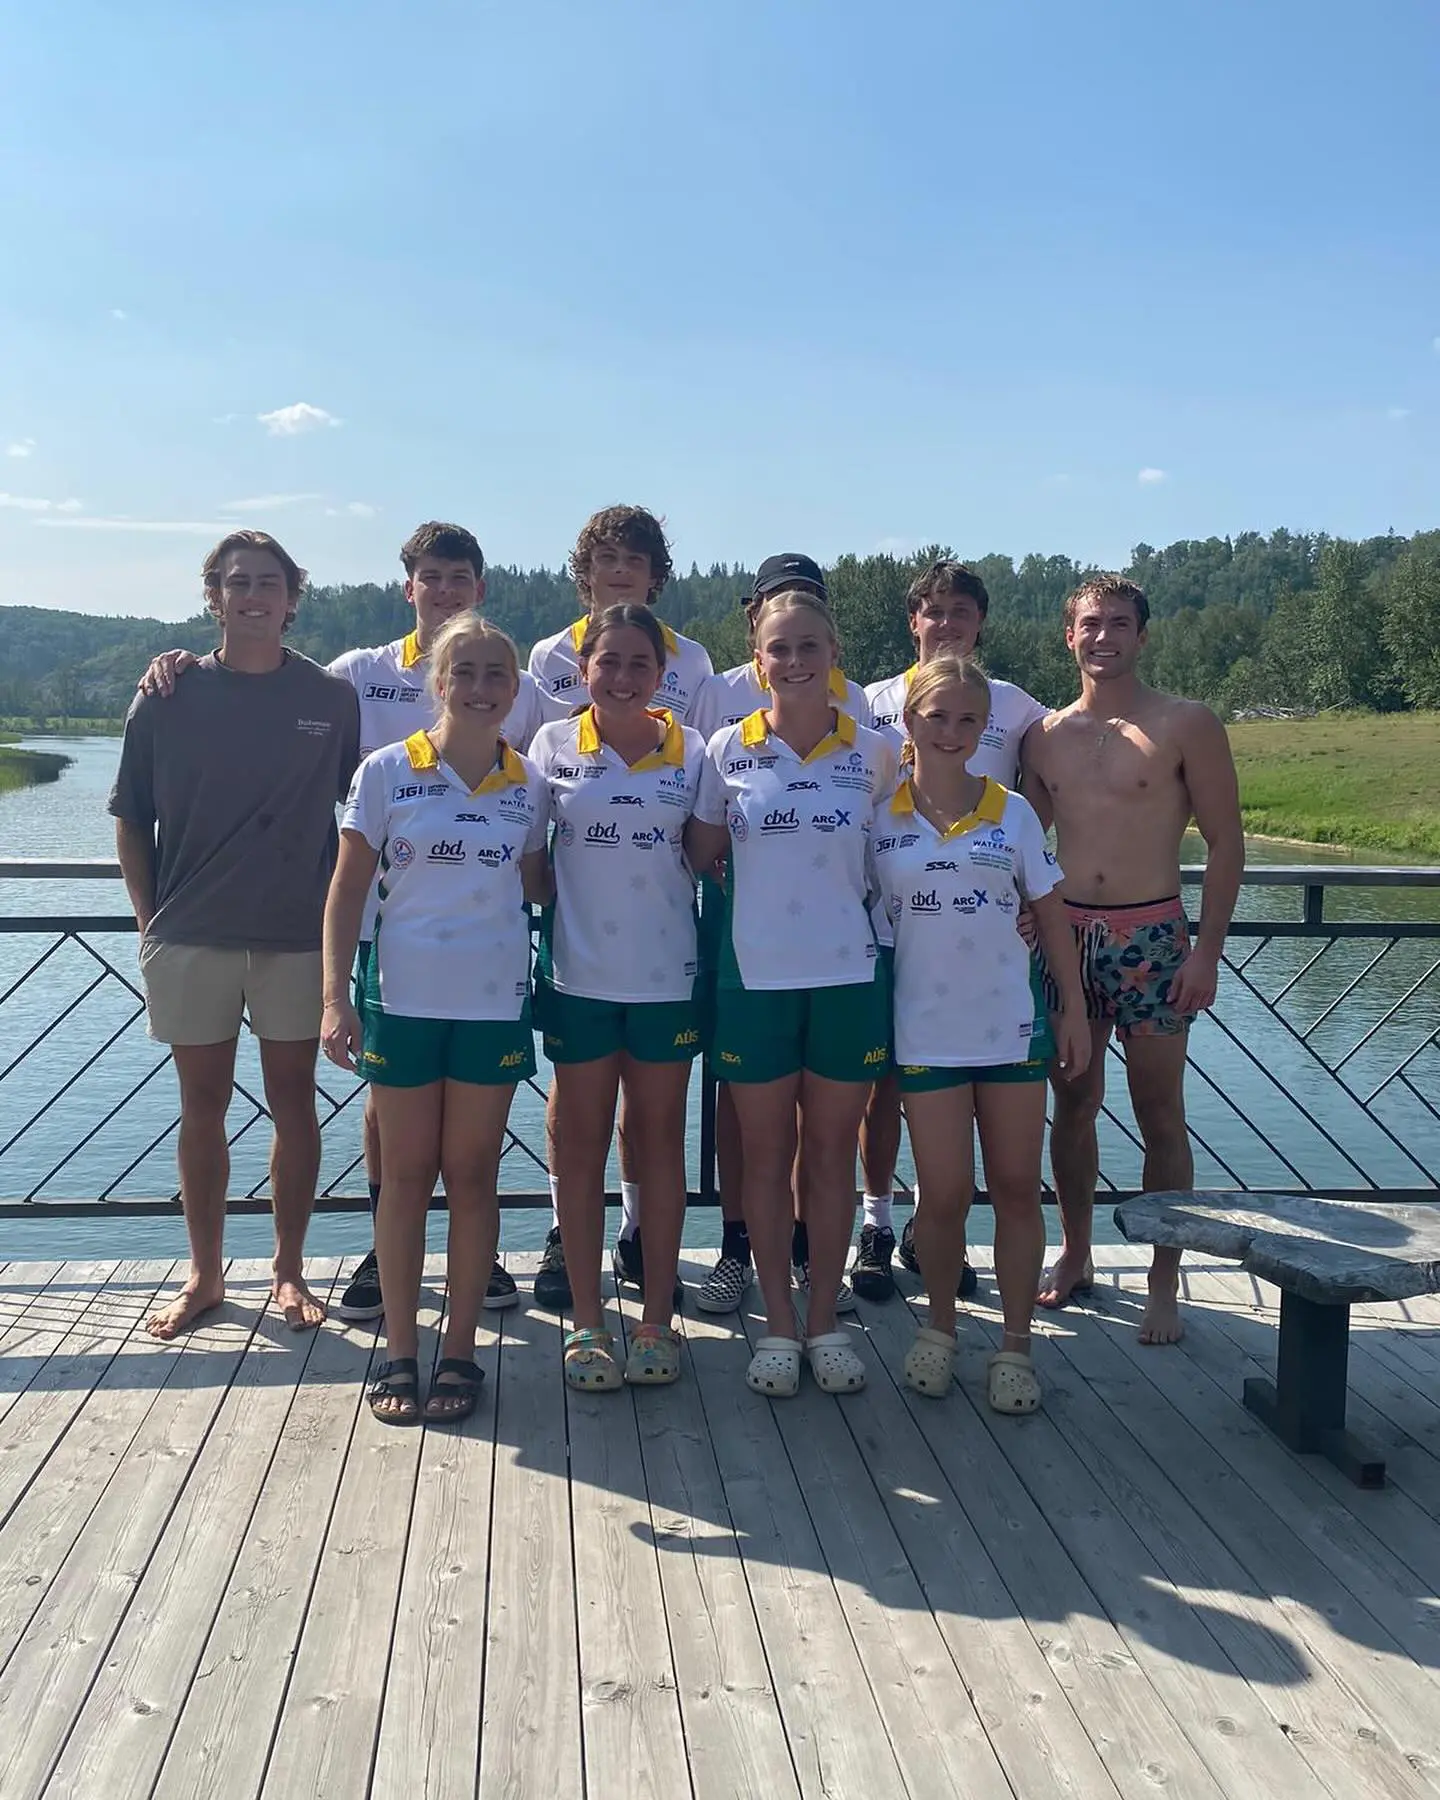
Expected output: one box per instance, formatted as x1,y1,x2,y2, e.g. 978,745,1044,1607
951,888,989,914
762,808,800,834
427,839,467,865
454,811,488,824
787,779,820,792
389,837,416,869
925,859,959,872
609,794,645,807
910,888,943,914
585,822,621,846
810,809,851,833
631,826,666,848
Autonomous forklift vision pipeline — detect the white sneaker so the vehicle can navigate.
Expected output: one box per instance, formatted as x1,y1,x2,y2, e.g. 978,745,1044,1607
696,1254,753,1315
792,1260,857,1315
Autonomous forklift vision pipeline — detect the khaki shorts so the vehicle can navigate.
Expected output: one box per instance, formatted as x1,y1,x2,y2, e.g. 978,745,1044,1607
138,940,323,1045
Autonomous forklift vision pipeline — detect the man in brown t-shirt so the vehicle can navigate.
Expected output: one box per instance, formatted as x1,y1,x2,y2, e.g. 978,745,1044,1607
110,529,360,1339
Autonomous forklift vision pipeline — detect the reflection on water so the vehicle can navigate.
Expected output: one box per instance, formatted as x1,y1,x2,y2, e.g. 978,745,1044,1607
3,738,1437,1261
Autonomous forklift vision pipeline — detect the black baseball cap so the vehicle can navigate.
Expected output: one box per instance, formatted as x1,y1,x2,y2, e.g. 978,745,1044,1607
751,552,827,600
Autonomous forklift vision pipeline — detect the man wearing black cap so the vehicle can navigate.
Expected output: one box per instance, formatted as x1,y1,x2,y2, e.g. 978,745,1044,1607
688,555,872,1315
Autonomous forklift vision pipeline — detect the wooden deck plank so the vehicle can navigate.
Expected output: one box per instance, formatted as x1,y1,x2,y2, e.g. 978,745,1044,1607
1067,1278,1440,1776
563,1282,691,1800
620,1270,801,1800
683,1296,913,1800
0,1259,63,1332
479,1285,583,1800
43,1262,345,1800
150,1265,383,1800
859,1285,1231,1800
256,1265,444,1800
368,1280,501,1800
0,1273,271,1800
0,1257,128,1424
1029,1304,1438,1800
0,1257,174,1526
730,1299,1016,1800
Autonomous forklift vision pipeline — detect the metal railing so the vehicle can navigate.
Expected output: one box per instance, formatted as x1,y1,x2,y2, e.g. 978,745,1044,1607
2,860,1438,1216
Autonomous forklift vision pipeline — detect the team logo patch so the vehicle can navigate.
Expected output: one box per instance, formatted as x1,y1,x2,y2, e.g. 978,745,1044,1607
390,838,415,868
553,764,582,780
909,889,943,914
810,810,850,833
392,783,424,803
951,888,989,913
427,839,466,865
787,779,820,792
729,809,749,841
585,822,621,846
761,808,800,834
557,819,575,846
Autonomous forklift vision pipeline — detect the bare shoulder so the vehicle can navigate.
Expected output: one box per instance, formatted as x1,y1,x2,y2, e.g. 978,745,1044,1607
1165,694,1232,756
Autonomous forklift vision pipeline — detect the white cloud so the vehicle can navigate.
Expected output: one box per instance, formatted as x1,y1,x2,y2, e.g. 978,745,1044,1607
0,492,82,512
110,308,127,321
1387,406,1411,422
326,500,376,518
1137,467,1168,485
221,492,322,513
34,516,231,534
873,534,921,556
6,439,35,459
257,402,341,436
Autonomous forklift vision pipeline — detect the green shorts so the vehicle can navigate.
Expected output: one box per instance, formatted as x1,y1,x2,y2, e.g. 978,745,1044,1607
897,1056,1050,1093
361,1010,536,1087
534,977,703,1065
710,964,891,1085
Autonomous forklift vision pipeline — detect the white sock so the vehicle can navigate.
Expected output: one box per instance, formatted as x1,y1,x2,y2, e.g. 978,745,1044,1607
549,1172,560,1231
619,1180,641,1240
863,1193,894,1231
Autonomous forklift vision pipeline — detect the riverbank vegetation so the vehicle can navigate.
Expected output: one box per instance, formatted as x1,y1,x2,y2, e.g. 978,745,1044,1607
0,744,74,795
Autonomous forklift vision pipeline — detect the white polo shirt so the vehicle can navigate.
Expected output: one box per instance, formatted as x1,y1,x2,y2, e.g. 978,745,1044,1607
329,631,546,939
689,663,870,743
528,615,714,724
329,632,546,759
529,707,704,1004
864,666,1048,784
341,731,549,1022
694,709,896,992
871,777,1061,1068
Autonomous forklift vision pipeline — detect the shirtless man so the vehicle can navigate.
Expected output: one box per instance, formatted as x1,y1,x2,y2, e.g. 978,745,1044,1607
1021,574,1243,1343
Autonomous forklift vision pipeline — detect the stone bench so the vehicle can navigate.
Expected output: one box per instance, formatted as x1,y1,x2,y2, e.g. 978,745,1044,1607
1113,1190,1440,1488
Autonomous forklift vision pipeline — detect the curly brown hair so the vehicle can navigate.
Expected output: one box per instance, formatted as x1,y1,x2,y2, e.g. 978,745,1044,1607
400,521,485,578
1064,573,1150,631
201,530,307,628
906,559,990,620
568,505,673,605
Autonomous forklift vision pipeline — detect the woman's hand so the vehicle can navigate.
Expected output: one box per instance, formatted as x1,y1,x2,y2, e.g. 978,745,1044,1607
1052,1009,1091,1082
321,998,364,1072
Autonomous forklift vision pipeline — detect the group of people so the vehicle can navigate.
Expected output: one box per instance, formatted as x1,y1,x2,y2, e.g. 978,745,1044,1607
112,506,1244,1426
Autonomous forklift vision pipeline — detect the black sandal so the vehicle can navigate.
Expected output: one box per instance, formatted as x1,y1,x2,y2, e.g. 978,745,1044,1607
423,1358,485,1425
369,1356,420,1425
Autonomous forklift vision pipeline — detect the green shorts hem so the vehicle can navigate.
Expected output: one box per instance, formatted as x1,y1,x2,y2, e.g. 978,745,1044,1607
361,1010,536,1087
897,1055,1050,1093
709,967,891,1084
535,979,704,1065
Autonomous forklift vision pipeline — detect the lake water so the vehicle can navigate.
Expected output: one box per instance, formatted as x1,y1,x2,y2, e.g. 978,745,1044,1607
3,736,1437,1265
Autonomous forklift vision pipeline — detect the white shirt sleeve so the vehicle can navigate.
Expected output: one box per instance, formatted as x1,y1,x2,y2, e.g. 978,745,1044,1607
340,753,387,851
693,736,730,826
1011,796,1063,902
523,779,551,856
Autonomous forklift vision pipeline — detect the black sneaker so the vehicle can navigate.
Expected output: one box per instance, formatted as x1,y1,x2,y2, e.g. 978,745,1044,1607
898,1214,978,1297
850,1224,897,1302
534,1227,572,1311
612,1230,683,1310
334,1249,384,1321
484,1260,520,1311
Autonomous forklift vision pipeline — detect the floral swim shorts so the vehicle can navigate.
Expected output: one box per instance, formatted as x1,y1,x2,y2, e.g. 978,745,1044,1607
1043,895,1195,1039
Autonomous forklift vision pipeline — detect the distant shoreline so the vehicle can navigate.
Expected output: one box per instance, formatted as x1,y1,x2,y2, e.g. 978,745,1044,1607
0,745,75,794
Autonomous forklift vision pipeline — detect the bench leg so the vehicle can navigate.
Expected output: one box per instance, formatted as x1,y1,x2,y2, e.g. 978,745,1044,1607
1242,1290,1385,1488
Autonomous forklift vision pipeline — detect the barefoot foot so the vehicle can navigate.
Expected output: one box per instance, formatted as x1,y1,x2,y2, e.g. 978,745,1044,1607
146,1273,225,1340
1037,1249,1095,1310
274,1276,326,1331
1138,1280,1184,1345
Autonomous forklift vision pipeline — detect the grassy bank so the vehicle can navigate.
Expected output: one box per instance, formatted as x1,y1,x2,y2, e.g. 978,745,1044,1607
0,745,74,794
1229,712,1439,858
0,716,124,735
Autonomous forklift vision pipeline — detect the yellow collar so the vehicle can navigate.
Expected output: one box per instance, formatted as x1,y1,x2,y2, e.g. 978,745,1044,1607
739,706,858,763
569,614,679,655
575,706,685,768
404,729,527,794
400,630,424,670
751,661,849,701
889,774,1006,837
904,662,918,688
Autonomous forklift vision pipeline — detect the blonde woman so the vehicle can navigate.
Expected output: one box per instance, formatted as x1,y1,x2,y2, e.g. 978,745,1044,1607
322,613,551,1426
686,589,895,1398
870,655,1088,1412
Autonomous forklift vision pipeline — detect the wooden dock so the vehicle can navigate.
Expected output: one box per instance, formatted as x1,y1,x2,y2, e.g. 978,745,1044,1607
1,1245,1439,1800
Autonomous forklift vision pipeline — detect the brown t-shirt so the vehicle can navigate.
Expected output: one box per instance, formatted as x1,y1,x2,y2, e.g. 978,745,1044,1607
108,651,361,951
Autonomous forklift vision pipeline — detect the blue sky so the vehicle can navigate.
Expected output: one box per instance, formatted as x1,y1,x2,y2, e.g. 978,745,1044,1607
1,0,1436,619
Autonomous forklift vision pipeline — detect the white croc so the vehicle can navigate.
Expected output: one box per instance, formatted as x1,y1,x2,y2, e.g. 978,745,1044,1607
903,1327,956,1397
988,1349,1042,1415
805,1331,866,1394
747,1337,803,1398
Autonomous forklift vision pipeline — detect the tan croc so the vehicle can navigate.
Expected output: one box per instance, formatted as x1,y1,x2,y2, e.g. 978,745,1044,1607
624,1323,681,1386
988,1349,1042,1414
747,1337,803,1397
805,1331,866,1394
903,1327,956,1397
564,1326,623,1392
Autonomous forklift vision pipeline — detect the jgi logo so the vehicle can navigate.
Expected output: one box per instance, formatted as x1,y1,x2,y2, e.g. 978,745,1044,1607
952,888,989,913
726,757,756,775
364,683,420,703
552,765,582,780
554,673,581,692
428,839,467,865
910,889,943,914
762,808,800,834
585,822,621,845
392,783,424,802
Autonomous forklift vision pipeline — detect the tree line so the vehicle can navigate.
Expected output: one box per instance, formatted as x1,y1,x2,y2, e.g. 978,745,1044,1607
2,526,1438,724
